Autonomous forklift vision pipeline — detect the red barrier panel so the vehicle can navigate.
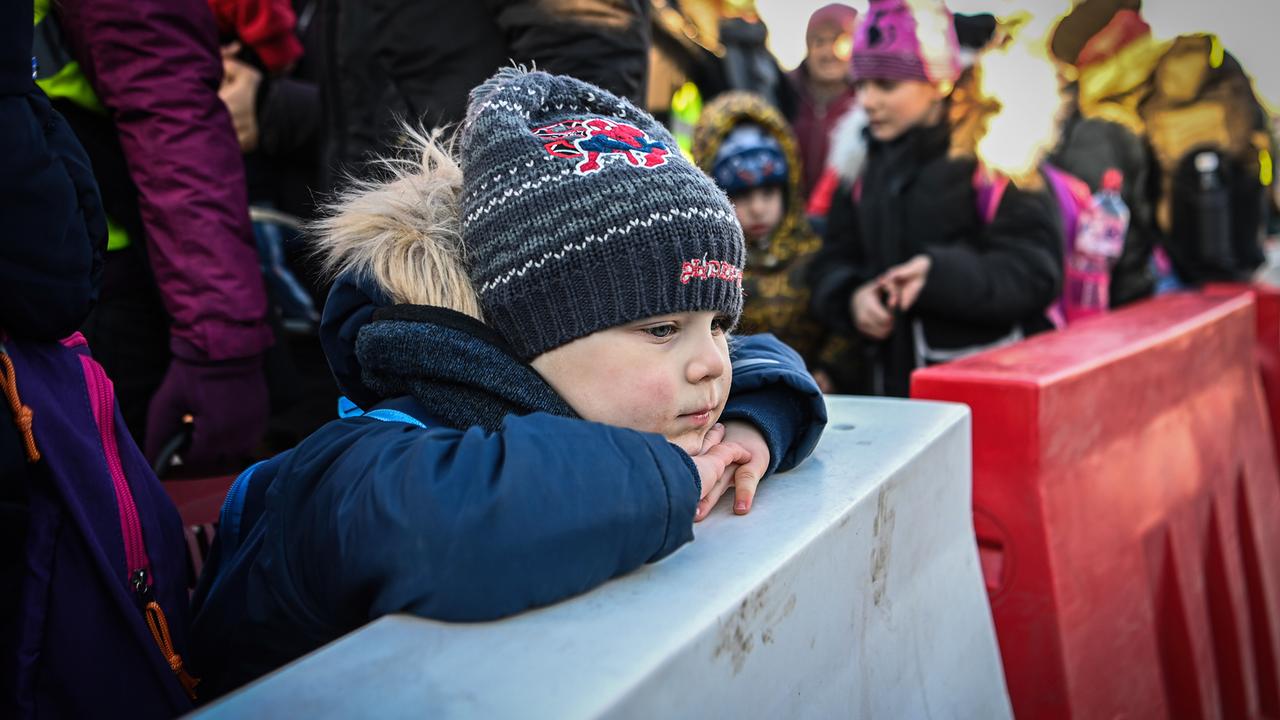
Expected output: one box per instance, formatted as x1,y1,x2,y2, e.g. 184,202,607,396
911,291,1280,720
1255,288,1280,458
1207,284,1280,465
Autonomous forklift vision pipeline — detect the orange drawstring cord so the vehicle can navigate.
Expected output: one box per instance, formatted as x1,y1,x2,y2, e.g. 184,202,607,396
0,351,40,463
144,601,200,701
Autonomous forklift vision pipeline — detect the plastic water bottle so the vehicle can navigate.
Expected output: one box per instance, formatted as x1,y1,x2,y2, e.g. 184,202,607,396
1067,169,1129,320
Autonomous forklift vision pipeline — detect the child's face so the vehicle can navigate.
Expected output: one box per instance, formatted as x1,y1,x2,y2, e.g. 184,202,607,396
530,311,733,455
732,186,785,247
857,78,945,142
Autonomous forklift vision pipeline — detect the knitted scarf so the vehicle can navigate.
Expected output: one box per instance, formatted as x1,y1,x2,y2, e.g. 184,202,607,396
355,305,577,433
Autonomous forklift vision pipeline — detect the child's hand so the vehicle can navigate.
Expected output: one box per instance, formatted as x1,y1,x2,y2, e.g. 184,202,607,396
851,280,893,340
879,254,931,311
690,423,751,520
695,420,771,521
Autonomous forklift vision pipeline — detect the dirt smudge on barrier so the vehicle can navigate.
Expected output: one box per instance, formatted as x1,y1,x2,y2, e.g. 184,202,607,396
871,486,895,607
713,581,798,675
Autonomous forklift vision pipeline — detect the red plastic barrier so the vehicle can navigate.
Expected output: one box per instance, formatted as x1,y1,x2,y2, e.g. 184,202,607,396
1254,287,1280,472
1207,284,1280,464
911,291,1280,720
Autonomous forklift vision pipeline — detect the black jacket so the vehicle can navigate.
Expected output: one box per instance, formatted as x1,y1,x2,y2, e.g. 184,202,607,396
809,121,1063,397
1,58,104,340
318,0,650,190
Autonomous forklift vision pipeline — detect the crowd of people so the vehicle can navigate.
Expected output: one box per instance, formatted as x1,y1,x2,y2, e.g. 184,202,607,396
3,0,1277,714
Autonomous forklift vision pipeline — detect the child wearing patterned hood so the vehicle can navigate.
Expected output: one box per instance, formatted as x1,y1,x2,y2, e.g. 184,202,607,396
693,91,848,392
187,68,826,698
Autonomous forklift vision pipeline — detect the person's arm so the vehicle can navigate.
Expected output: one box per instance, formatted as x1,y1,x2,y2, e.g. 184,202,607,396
0,86,105,340
914,177,1064,325
60,0,272,363
722,334,826,476
292,413,704,622
807,182,872,333
60,0,274,465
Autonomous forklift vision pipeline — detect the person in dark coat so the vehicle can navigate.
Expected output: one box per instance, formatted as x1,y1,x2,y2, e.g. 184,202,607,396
189,69,827,699
808,0,1063,397
217,0,340,454
317,0,652,190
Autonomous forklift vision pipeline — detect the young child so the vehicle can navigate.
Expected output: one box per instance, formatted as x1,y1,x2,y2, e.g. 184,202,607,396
809,0,1063,397
188,68,825,697
692,91,845,392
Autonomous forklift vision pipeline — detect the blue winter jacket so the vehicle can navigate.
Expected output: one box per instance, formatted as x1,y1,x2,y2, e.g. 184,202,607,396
188,275,826,698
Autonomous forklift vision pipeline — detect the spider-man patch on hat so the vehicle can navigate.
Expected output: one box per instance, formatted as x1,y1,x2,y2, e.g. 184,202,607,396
533,118,670,175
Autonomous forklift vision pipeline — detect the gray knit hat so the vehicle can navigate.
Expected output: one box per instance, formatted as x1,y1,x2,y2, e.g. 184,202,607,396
460,68,746,360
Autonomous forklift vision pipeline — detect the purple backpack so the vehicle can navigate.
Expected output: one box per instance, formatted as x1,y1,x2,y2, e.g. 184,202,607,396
2,333,196,718
975,164,1096,328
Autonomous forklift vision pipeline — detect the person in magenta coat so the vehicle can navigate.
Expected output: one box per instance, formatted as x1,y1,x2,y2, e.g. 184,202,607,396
43,0,273,469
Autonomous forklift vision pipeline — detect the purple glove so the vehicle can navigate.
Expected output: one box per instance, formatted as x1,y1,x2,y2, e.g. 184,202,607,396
145,354,268,471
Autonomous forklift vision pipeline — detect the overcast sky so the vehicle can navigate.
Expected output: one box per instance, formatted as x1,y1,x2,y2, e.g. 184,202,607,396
756,0,1278,110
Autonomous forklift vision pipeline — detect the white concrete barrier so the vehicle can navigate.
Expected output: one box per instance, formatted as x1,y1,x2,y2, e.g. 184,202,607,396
194,397,1010,719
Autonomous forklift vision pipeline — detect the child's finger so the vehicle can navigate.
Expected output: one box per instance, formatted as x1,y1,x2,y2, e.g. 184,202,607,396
866,312,893,340
901,280,924,311
706,440,751,469
695,466,736,522
866,292,892,324
878,279,899,310
697,423,726,455
732,464,762,515
720,441,753,467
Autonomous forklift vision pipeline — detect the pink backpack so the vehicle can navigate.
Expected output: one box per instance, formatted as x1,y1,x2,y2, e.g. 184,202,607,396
976,165,1097,328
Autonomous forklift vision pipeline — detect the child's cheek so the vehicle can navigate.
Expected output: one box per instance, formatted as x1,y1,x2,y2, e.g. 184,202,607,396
616,374,675,436
633,375,677,418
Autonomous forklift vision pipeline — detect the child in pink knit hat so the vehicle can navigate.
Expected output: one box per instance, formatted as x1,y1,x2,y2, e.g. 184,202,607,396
808,0,1065,396
852,0,963,141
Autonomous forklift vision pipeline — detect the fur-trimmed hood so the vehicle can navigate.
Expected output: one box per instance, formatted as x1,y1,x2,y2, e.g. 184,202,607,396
692,91,819,270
